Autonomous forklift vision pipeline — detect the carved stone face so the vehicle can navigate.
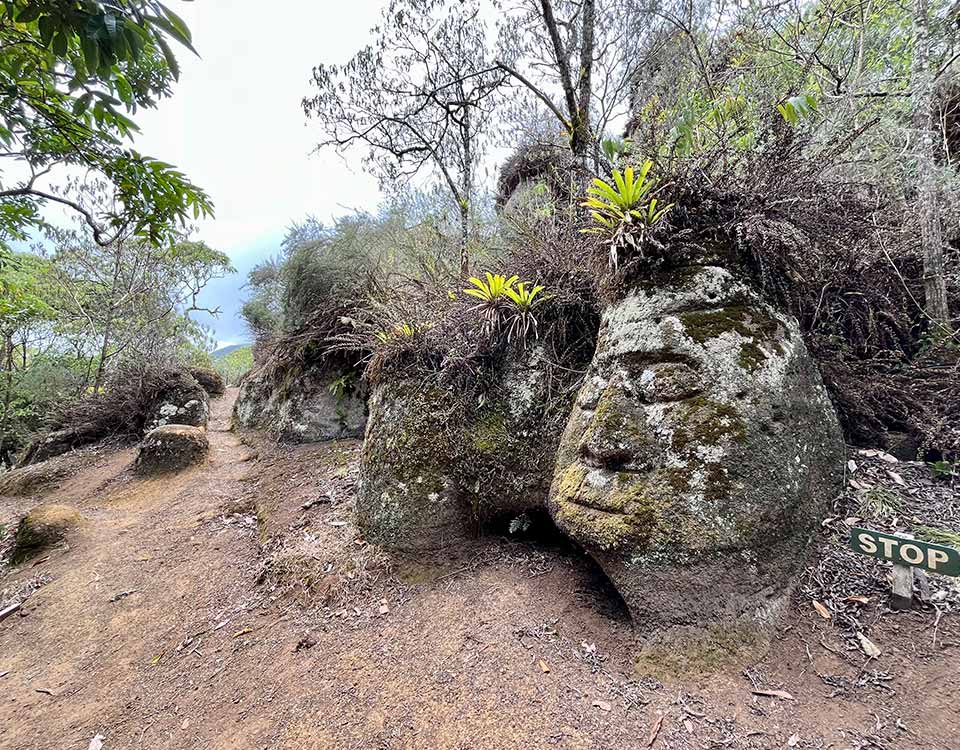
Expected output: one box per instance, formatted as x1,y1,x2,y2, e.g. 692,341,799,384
548,265,843,632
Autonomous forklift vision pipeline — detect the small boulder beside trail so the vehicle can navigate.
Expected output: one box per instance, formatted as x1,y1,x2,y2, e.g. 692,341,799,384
8,504,85,564
135,425,209,475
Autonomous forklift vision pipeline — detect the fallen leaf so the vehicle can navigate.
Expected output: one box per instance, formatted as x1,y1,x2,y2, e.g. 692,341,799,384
149,654,163,665
788,733,800,747
751,689,794,701
233,627,253,638
646,714,666,747
88,734,105,750
538,659,551,674
592,700,612,712
35,687,55,696
378,603,389,615
878,452,898,464
844,516,861,526
328,520,347,527
886,470,906,486
847,460,858,473
812,600,832,619
683,719,694,733
857,632,881,658
845,595,870,604
181,719,190,730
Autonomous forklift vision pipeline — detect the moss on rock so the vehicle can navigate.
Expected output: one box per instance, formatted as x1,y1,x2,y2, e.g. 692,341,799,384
9,504,85,564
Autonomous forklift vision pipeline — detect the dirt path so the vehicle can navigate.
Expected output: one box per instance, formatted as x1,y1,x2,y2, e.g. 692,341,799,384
1,390,958,749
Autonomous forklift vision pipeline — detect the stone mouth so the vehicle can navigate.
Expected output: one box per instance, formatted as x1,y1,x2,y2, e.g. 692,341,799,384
555,463,638,515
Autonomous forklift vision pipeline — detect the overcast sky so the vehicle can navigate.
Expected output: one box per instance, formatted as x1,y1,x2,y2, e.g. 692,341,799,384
132,2,388,347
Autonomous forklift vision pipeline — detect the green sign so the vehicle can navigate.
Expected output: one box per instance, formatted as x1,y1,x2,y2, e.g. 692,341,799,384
849,527,960,577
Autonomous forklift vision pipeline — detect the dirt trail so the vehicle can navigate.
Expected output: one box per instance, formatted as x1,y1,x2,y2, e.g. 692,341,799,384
0,390,958,749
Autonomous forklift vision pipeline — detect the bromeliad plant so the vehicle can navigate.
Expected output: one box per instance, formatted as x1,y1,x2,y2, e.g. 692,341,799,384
581,160,674,268
504,282,546,343
463,273,518,335
463,273,546,343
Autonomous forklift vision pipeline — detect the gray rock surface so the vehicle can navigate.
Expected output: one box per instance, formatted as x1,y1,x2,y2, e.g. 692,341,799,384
135,424,209,474
143,371,209,432
234,366,366,443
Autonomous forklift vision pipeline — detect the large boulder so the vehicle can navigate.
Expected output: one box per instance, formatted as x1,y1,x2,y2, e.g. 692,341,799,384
8,504,85,564
190,367,226,397
234,365,366,442
358,346,577,550
135,425,209,475
19,422,112,466
143,370,209,432
547,264,843,648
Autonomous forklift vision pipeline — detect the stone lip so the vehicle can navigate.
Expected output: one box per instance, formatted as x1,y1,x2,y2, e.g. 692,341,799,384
135,425,209,475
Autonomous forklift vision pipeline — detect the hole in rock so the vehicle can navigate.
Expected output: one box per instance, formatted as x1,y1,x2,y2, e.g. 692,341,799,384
480,508,631,623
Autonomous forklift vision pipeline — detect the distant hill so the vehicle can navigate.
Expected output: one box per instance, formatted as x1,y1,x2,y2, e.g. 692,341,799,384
212,343,250,360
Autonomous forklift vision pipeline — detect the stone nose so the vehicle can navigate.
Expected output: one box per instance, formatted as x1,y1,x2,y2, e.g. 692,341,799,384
577,400,639,470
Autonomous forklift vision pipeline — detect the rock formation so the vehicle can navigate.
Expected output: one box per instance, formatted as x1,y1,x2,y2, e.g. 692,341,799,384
358,346,581,550
135,424,210,474
548,263,843,644
143,369,210,432
234,366,366,442
8,504,85,564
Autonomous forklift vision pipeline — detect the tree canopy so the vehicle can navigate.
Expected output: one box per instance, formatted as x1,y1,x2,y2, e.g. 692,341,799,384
0,1,213,251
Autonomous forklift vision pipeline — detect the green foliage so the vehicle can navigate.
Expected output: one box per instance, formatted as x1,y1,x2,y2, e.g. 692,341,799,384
581,163,674,267
463,273,519,303
503,282,545,311
915,525,960,548
601,136,631,163
327,371,356,400
214,346,253,387
462,273,547,343
504,282,546,343
777,94,818,126
375,323,419,343
0,0,212,250
928,460,957,480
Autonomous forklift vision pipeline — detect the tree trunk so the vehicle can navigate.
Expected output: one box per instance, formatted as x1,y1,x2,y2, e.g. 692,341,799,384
913,0,953,335
0,333,16,468
92,250,122,394
92,308,116,395
571,0,596,159
460,105,472,278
